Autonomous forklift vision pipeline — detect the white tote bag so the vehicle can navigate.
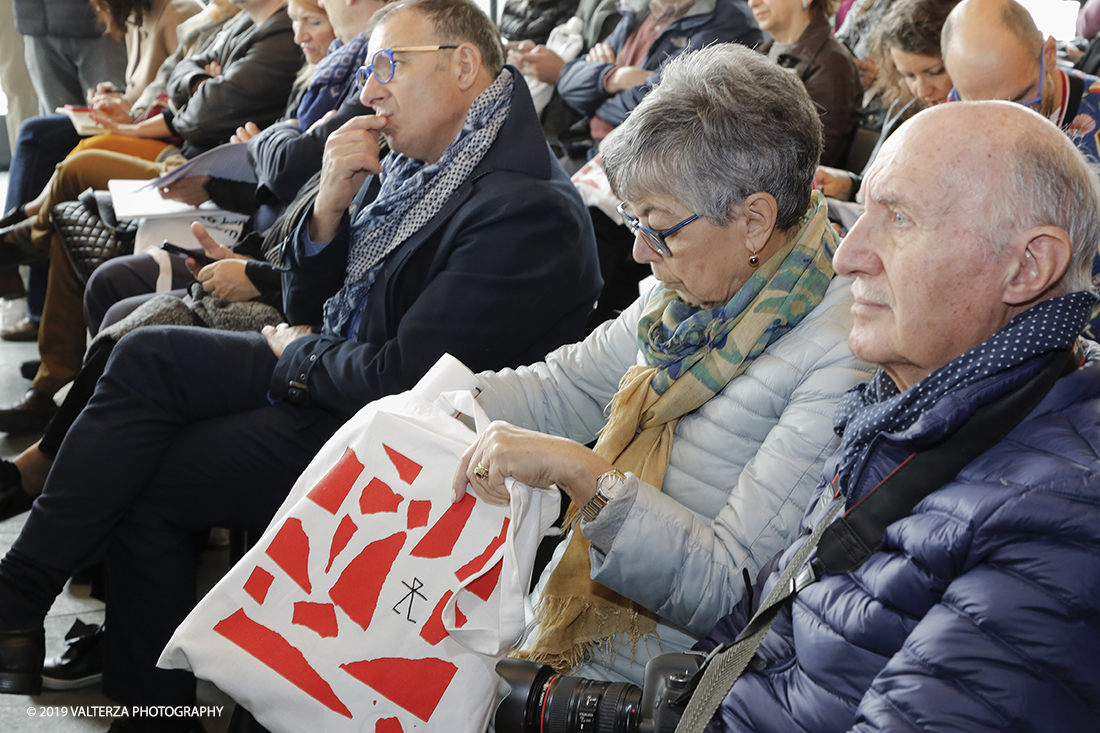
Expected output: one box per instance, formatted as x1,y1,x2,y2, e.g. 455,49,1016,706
160,356,560,733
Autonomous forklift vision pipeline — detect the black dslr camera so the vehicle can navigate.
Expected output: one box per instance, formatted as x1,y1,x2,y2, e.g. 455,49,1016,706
495,651,706,733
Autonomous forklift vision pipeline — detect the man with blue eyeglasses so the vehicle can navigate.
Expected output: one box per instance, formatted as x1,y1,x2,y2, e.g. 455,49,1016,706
942,0,1100,340
0,0,600,728
942,0,1100,167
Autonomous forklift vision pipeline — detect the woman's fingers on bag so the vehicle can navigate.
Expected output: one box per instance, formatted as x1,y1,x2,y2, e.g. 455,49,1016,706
452,435,510,506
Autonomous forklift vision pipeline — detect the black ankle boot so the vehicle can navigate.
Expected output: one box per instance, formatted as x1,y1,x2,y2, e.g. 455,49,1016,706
0,627,45,695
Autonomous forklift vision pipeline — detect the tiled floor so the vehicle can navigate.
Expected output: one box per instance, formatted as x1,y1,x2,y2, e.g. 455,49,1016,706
0,171,235,732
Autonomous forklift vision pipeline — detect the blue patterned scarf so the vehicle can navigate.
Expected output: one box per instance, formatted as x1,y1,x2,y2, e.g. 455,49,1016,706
322,69,515,337
296,32,371,130
833,291,1098,500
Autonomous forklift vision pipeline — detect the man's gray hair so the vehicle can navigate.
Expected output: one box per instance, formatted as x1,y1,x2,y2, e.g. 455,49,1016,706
601,43,822,231
368,0,505,77
994,126,1100,294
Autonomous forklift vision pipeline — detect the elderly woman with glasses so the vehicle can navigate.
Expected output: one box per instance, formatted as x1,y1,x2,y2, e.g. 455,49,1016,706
452,43,873,685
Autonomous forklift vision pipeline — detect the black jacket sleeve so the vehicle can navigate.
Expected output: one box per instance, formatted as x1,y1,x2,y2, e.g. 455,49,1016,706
165,10,304,152
246,92,370,206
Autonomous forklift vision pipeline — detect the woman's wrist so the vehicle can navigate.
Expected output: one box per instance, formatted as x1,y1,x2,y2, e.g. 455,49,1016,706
560,448,615,506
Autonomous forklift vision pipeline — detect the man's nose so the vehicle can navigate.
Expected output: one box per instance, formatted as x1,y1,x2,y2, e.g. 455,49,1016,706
359,72,387,106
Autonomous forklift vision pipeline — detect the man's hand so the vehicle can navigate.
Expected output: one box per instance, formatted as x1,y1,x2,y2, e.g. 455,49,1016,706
184,221,259,300
161,175,212,206
230,121,262,143
519,45,566,84
586,43,616,64
262,323,314,358
604,66,649,93
814,165,854,200
196,260,261,301
311,115,387,243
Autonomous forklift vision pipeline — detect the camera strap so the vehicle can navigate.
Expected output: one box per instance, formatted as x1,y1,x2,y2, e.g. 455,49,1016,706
673,345,1079,733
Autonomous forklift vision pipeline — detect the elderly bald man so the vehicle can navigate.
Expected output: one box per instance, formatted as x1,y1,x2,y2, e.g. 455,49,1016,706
670,101,1100,732
941,0,1100,339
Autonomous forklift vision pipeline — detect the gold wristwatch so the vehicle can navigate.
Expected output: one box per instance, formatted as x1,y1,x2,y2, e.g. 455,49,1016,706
580,469,627,522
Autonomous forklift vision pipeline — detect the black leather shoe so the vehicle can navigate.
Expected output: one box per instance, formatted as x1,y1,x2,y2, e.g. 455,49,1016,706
20,360,40,381
0,389,57,435
41,619,102,690
0,627,45,695
0,219,35,261
0,207,27,229
0,460,32,522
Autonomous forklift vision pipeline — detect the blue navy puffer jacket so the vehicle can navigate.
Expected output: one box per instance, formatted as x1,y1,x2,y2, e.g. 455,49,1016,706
696,340,1100,732
14,0,102,37
556,0,761,128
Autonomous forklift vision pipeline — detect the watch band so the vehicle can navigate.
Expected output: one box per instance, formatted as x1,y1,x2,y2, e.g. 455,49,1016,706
580,469,626,522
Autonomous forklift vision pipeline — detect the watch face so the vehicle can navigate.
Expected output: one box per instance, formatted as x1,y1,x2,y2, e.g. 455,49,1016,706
597,470,626,495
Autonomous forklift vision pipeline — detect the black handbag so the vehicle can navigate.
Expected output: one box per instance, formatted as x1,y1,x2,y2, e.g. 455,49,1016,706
50,187,139,284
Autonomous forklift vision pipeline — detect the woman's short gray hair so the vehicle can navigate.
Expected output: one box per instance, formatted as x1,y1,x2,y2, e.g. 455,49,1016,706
601,43,823,231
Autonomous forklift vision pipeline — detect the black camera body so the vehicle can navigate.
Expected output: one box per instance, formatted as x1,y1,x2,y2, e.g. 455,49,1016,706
495,651,706,733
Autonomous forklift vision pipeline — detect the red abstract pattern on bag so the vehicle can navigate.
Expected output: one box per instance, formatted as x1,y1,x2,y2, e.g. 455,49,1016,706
213,440,508,726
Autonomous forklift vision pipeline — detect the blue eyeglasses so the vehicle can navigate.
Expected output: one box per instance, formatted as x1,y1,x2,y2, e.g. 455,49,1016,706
356,45,459,88
947,50,1045,110
616,202,699,257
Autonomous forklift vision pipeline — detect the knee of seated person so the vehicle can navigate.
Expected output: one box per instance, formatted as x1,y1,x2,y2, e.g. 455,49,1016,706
111,326,185,365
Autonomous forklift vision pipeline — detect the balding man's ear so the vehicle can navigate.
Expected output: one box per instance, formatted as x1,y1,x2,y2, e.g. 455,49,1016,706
1043,35,1057,73
1004,225,1073,305
453,44,481,90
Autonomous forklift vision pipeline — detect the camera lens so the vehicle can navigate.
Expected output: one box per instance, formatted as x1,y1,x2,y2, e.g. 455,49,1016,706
496,659,642,733
544,676,641,733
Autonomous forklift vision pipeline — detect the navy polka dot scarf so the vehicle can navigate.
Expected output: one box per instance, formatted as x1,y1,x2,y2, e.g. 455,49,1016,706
833,291,1098,499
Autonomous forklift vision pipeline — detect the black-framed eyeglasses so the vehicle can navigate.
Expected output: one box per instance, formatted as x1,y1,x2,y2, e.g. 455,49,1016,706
616,201,699,257
356,45,460,88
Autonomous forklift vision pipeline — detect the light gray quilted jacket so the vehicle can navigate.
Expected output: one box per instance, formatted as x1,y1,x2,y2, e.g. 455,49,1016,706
475,277,874,684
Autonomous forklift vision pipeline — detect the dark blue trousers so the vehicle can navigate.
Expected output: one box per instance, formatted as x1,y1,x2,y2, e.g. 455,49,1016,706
5,114,77,321
11,326,344,705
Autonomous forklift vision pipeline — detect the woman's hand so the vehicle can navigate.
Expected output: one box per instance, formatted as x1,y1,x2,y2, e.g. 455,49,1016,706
452,421,614,507
97,112,170,138
88,93,133,126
